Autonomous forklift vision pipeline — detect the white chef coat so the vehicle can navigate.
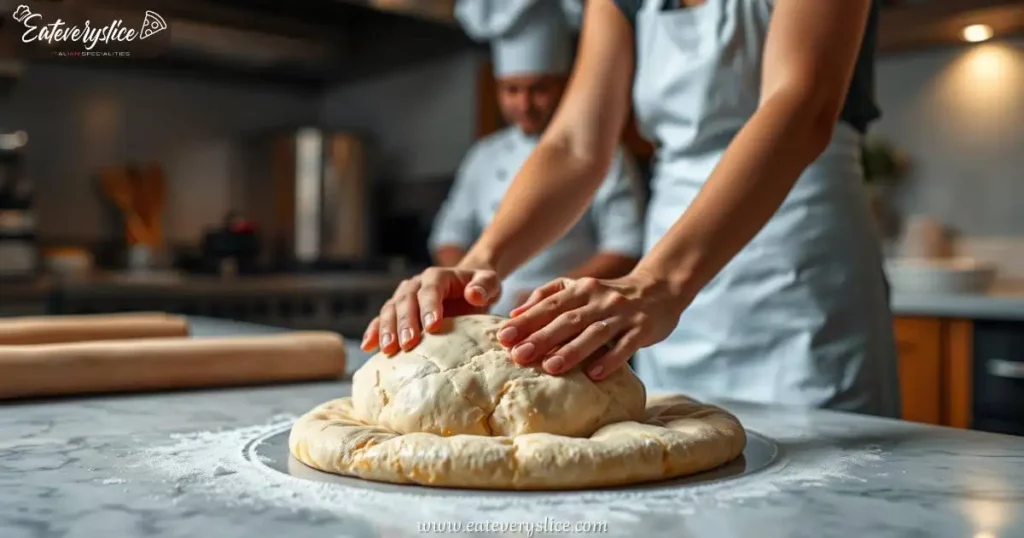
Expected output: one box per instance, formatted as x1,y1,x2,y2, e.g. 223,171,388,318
429,126,645,316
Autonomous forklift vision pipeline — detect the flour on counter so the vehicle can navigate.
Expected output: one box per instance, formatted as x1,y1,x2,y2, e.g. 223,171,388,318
126,415,887,525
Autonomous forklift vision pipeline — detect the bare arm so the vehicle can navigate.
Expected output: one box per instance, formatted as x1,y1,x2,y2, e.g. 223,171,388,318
460,0,637,278
564,252,638,280
563,145,645,280
493,0,878,375
635,0,874,301
432,246,466,267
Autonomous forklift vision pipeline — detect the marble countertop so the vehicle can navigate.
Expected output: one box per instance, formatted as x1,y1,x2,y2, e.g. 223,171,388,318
891,279,1024,321
3,317,1024,538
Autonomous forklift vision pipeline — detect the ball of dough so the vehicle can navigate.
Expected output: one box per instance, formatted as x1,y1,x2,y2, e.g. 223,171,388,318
352,314,646,438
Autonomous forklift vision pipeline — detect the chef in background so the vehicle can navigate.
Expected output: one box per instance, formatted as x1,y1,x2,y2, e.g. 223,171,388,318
429,0,646,317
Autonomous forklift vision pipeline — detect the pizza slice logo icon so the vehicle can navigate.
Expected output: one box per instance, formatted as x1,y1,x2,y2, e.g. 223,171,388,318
138,10,167,40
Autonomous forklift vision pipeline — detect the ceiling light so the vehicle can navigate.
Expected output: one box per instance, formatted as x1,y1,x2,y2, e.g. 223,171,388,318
962,24,994,43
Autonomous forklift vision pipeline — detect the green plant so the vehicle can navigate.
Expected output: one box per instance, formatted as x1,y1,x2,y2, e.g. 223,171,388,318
861,136,911,184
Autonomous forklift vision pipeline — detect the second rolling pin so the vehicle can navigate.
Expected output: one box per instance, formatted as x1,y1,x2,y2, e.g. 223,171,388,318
0,312,190,345
0,331,346,399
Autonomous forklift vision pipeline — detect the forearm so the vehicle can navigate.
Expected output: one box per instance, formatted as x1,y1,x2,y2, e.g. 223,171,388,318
635,91,835,301
564,252,638,280
432,246,466,267
460,140,606,276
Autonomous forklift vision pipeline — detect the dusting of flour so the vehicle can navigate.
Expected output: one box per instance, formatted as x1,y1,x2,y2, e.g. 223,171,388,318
124,413,886,527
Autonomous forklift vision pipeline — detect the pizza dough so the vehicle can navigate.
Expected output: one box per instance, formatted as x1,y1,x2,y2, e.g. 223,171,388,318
350,314,648,438
289,315,747,490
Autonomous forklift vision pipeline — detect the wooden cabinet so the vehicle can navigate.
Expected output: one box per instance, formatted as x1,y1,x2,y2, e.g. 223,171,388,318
894,317,943,424
893,316,973,428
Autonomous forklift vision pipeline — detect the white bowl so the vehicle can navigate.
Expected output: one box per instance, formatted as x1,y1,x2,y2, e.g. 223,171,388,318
884,257,996,295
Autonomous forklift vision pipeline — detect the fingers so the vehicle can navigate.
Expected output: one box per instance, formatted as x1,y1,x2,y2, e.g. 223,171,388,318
393,278,423,351
375,267,502,355
585,326,643,380
509,280,564,319
540,316,624,375
378,278,420,355
361,316,380,351
498,278,596,353
417,268,447,333
503,290,598,366
498,279,571,347
464,270,501,307
376,298,399,355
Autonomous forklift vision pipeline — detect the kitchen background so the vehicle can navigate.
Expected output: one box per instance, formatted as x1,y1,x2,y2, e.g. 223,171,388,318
0,1,1022,432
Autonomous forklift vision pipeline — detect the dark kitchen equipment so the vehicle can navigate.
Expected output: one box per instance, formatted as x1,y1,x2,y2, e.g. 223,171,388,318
237,128,372,268
0,129,38,280
197,212,262,276
972,319,1024,436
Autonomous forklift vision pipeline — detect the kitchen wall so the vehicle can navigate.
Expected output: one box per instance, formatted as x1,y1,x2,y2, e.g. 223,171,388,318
319,49,484,264
2,62,319,242
319,50,482,182
873,37,1024,239
2,64,321,244
5,50,483,248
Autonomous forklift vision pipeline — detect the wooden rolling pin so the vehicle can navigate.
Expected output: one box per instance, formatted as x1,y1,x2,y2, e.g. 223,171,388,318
0,332,346,399
0,312,190,345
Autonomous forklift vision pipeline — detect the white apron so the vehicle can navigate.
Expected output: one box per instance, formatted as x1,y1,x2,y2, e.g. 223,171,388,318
631,0,900,417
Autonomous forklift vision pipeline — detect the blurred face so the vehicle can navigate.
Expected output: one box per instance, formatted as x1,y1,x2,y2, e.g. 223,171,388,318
496,74,567,136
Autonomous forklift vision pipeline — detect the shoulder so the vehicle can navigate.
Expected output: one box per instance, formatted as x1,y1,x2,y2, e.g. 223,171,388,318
473,128,518,155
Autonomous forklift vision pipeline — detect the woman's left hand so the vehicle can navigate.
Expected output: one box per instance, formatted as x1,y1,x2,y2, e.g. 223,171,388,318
495,269,690,380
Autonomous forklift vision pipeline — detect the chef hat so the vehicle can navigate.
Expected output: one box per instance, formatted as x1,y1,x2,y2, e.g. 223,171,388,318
455,0,583,77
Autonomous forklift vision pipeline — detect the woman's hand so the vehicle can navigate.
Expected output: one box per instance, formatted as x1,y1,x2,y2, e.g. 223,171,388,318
496,269,690,380
361,266,502,355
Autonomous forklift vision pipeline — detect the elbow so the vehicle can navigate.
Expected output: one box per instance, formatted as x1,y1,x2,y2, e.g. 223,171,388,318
767,84,846,162
540,126,618,183
803,100,843,159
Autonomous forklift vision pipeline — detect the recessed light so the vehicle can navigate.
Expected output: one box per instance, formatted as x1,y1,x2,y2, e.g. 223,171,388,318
962,24,994,43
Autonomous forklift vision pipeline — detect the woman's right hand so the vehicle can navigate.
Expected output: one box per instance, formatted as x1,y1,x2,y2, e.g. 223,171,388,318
360,266,502,355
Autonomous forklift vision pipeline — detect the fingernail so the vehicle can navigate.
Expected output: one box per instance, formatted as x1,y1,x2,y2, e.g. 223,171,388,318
497,326,518,344
423,312,436,328
381,332,394,347
588,365,604,379
399,327,413,345
544,356,565,373
468,285,486,298
511,342,534,362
